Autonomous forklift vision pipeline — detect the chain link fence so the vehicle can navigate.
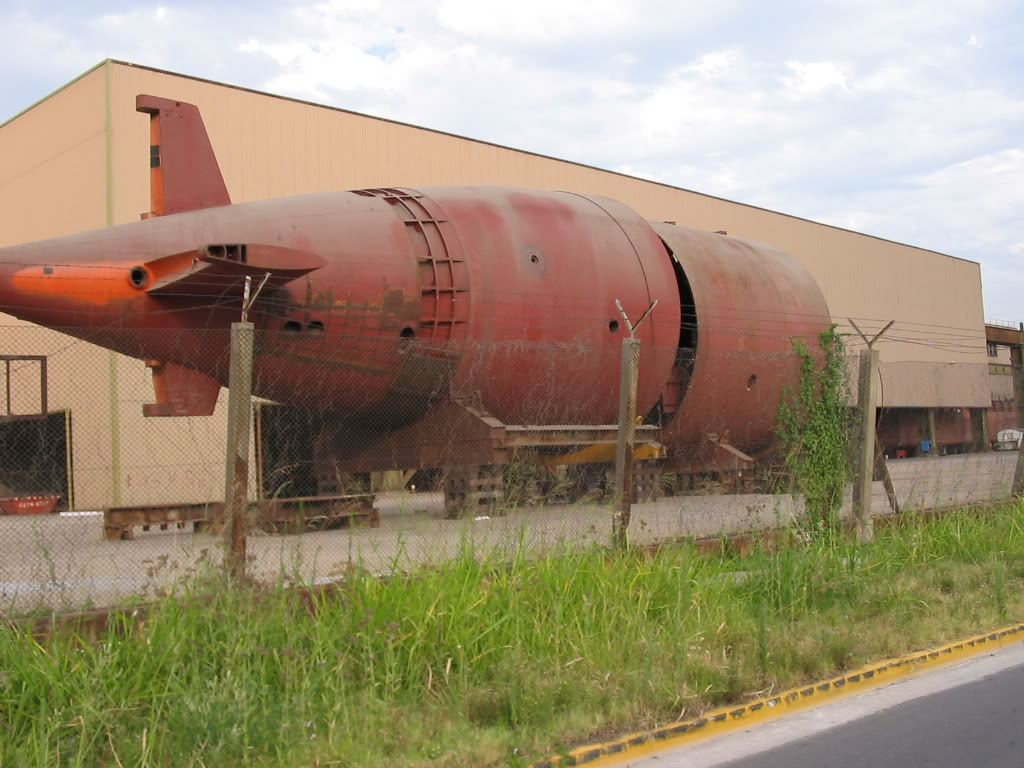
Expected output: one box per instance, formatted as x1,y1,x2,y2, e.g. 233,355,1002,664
0,324,1019,614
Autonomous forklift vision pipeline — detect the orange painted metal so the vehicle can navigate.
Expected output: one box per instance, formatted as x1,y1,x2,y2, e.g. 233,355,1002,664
146,98,164,217
0,495,60,515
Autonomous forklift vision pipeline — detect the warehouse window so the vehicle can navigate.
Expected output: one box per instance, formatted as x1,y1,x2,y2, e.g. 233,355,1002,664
988,342,998,357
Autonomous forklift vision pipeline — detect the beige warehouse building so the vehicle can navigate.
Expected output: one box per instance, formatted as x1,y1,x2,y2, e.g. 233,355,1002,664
0,59,994,511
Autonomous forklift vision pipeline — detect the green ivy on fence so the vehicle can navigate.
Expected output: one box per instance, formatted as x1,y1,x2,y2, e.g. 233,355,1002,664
777,327,851,535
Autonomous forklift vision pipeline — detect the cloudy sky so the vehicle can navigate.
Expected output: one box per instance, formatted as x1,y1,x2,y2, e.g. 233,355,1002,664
2,0,1021,320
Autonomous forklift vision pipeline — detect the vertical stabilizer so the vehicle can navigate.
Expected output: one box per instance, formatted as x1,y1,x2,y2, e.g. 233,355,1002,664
135,95,231,217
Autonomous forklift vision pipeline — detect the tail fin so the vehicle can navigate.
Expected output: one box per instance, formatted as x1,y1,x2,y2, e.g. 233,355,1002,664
143,360,221,417
135,95,231,217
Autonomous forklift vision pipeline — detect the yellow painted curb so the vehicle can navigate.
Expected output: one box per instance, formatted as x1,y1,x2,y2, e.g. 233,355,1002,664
531,621,1024,767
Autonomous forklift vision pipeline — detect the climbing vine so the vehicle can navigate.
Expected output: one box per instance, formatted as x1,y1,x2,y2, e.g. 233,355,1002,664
776,326,851,535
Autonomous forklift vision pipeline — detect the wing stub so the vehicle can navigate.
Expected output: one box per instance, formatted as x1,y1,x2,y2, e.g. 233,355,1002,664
136,244,327,297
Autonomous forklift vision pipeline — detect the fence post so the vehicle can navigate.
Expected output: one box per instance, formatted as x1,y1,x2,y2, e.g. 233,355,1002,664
853,347,880,542
1012,323,1024,497
224,320,255,576
612,337,640,549
848,320,895,539
610,298,657,550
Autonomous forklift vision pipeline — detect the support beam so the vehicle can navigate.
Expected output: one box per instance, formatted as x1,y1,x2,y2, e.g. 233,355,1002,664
926,408,938,458
873,436,900,514
1012,339,1024,425
972,408,990,452
1012,324,1024,498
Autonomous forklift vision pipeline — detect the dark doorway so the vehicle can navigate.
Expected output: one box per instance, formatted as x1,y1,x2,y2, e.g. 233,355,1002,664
256,405,320,499
0,411,71,509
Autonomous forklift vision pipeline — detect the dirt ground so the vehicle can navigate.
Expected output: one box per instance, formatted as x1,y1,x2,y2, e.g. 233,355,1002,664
0,451,1018,613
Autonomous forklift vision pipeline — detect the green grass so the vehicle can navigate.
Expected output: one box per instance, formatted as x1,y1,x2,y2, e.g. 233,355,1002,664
3,502,1024,767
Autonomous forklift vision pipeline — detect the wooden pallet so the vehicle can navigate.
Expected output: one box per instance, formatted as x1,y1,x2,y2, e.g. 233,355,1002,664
103,494,378,541
253,494,379,533
103,502,213,541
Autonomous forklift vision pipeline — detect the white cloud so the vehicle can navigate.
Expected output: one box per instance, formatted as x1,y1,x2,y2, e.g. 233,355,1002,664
0,0,1020,318
0,11,92,81
435,0,636,43
783,61,849,94
682,49,741,79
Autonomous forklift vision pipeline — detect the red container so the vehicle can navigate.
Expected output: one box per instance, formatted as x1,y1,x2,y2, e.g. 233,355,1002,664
0,495,60,515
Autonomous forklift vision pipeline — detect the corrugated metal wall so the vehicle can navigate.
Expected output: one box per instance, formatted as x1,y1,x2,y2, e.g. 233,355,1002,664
0,66,118,509
0,66,108,247
109,61,990,375
0,60,995,508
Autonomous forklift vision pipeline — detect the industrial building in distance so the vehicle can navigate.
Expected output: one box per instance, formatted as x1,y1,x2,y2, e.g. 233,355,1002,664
0,59,1018,511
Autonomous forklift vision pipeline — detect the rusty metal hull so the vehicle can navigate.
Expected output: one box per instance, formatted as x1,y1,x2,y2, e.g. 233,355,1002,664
651,223,831,467
0,93,833,477
0,185,685,424
0,186,830,464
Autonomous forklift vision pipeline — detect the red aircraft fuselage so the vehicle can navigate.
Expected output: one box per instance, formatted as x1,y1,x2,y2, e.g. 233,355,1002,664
0,95,831,464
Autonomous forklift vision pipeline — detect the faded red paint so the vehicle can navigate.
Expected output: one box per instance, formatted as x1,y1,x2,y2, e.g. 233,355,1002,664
135,95,230,216
878,407,980,455
988,403,1022,438
0,95,835,468
652,223,831,466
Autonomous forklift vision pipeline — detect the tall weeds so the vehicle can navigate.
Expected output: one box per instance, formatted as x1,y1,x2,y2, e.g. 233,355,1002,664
1,503,1023,767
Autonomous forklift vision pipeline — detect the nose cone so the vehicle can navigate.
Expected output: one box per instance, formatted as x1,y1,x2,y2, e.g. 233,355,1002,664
0,230,207,372
0,235,140,330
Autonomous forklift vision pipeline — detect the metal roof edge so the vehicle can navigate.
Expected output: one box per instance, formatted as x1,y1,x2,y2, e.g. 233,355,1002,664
0,60,111,131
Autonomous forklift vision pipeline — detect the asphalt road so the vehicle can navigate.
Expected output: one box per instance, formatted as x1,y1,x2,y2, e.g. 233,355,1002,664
626,642,1024,768
720,663,1024,768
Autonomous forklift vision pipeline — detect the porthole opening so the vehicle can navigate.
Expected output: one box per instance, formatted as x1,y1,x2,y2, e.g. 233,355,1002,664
307,321,325,335
529,253,540,264
283,321,302,334
609,320,620,333
129,266,149,289
400,327,416,340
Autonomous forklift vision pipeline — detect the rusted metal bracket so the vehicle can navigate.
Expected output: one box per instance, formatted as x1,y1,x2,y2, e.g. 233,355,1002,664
0,355,47,422
143,360,220,417
706,431,755,464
